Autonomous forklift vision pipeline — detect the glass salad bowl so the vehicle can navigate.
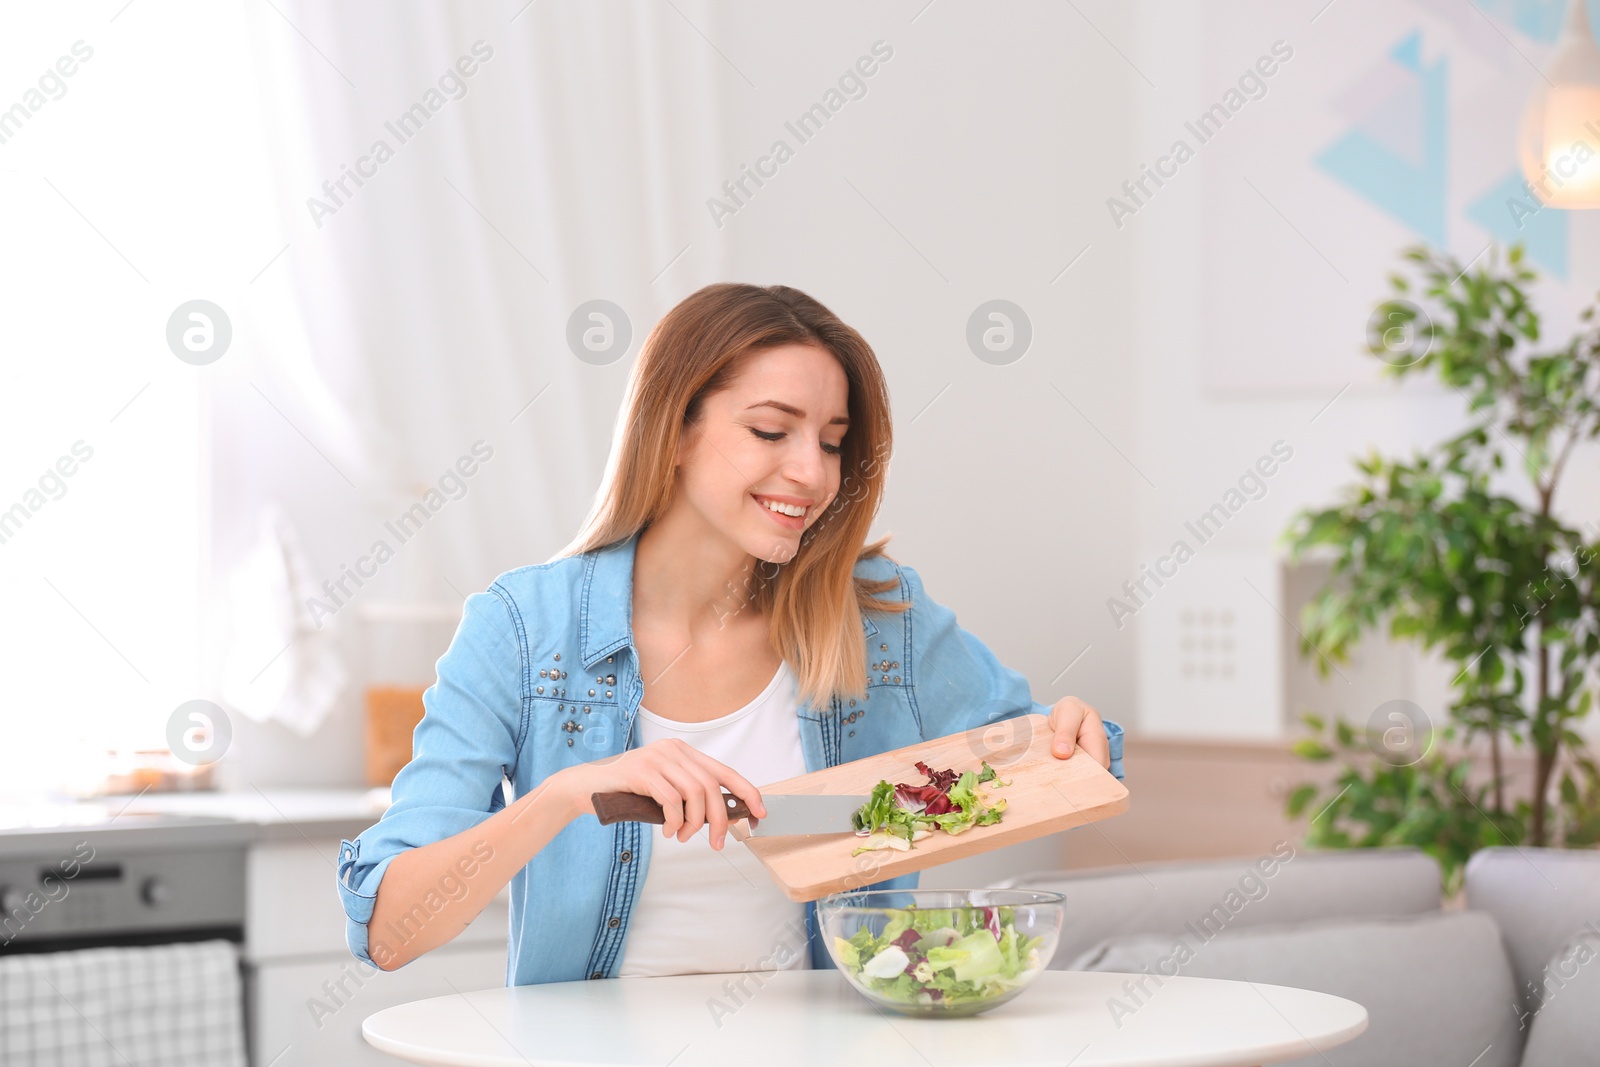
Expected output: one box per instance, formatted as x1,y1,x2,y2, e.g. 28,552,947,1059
818,888,1065,1017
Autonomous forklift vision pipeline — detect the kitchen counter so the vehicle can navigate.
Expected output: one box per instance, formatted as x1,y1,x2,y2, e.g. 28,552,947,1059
0,783,511,1067
0,787,390,858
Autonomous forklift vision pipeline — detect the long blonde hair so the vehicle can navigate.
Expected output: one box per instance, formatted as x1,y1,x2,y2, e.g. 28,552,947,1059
554,283,909,706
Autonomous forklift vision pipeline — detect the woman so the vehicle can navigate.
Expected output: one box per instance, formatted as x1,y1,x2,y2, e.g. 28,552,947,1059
336,283,1123,984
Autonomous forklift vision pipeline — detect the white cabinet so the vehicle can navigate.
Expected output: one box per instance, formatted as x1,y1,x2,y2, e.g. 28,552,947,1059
249,948,507,1066
246,837,509,1066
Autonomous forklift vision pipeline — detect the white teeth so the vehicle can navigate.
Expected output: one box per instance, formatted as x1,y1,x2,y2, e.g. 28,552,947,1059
758,497,806,518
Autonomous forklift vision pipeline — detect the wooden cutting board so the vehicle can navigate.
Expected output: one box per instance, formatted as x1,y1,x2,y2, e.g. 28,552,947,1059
739,714,1129,902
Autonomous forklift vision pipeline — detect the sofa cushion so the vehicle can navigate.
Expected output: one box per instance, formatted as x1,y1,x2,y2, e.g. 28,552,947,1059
995,846,1442,967
1073,910,1522,1067
1520,932,1600,1067
1465,846,1600,1019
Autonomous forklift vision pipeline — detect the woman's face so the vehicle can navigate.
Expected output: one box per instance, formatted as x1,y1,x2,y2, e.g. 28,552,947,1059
674,342,849,565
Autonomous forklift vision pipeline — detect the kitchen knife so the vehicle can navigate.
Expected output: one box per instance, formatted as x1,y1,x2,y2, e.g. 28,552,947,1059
591,791,871,836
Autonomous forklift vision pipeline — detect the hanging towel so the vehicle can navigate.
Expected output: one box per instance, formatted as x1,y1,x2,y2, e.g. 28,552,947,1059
218,502,348,736
0,939,247,1067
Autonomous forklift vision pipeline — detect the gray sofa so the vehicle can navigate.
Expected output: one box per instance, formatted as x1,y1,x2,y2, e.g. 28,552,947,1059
994,846,1600,1066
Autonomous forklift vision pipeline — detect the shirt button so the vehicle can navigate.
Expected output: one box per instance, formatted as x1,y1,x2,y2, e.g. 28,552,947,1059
620,850,632,862
607,917,621,928
590,971,603,980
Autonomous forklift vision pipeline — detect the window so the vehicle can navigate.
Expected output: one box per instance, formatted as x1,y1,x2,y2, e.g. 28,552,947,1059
0,2,285,796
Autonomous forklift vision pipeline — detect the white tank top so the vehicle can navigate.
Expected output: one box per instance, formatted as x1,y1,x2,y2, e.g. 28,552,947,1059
617,658,813,977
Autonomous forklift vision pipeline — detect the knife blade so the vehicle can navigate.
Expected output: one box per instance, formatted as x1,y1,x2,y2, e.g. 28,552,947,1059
591,791,870,836
745,793,871,837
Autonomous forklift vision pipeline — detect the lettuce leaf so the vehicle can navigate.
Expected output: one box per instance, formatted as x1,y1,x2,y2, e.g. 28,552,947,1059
837,902,1046,1009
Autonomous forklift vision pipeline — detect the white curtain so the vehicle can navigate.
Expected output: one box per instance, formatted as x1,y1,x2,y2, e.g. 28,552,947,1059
209,2,731,745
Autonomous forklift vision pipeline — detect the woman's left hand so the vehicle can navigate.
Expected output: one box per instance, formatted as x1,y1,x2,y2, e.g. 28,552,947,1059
1048,696,1109,769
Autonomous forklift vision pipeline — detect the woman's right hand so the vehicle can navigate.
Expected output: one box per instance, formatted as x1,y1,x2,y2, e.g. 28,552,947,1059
559,739,768,851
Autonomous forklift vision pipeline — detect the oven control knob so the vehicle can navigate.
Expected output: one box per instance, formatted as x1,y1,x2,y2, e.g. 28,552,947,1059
140,878,171,907
0,885,24,913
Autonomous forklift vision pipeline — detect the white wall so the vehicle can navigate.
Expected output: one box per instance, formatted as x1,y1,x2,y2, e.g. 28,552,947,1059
1125,0,1600,740
712,2,1143,749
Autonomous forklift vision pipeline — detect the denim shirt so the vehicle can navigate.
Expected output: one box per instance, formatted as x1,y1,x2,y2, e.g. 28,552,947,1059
336,529,1124,985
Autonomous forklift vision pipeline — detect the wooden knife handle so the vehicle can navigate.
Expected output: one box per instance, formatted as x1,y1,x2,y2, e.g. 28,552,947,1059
592,791,755,826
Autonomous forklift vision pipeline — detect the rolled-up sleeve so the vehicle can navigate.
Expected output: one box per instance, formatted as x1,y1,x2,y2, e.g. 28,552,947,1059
336,586,526,967
1102,719,1124,781
901,563,1125,782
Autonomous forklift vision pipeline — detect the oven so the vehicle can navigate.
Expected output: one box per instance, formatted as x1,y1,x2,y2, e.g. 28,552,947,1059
0,813,251,1065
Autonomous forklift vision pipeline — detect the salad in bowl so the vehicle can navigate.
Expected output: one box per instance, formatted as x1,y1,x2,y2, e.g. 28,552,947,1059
819,888,1065,1017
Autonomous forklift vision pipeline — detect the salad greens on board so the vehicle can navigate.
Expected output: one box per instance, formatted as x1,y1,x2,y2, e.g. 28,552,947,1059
848,759,1009,855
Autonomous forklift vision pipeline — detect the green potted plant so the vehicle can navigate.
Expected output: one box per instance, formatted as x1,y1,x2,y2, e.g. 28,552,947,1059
1281,242,1600,893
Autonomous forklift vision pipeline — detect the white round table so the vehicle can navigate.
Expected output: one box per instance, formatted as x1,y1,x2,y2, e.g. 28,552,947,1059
364,970,1367,1067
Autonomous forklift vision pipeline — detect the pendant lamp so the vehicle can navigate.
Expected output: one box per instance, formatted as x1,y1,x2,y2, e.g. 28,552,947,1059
1518,0,1600,208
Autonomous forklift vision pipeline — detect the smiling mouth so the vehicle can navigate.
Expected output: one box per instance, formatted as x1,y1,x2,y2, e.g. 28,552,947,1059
751,494,809,527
